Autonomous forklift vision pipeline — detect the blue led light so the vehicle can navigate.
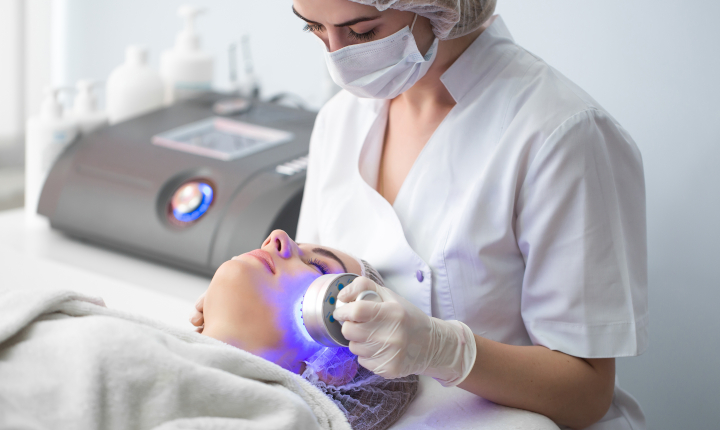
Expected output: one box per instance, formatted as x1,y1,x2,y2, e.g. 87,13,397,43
329,296,336,305
173,183,214,223
296,297,315,343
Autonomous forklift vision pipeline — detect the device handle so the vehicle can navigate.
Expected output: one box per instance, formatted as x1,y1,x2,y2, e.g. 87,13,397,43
356,290,382,302
335,289,383,325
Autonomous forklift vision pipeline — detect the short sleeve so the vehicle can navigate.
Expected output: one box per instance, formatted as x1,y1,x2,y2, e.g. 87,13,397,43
516,109,648,358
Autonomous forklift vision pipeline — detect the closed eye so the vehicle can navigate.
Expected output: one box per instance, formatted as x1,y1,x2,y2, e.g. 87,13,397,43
348,28,377,42
307,258,330,275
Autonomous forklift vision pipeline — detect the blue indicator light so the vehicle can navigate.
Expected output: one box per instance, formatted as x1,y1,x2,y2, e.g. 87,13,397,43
338,283,344,290
329,296,336,305
329,315,335,323
173,183,213,223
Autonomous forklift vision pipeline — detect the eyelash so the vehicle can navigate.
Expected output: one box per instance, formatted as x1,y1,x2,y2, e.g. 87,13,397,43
308,258,330,275
302,24,377,42
349,28,377,42
303,23,323,33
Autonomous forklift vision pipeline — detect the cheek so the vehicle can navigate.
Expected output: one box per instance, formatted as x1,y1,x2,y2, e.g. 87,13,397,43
256,271,324,364
261,271,318,318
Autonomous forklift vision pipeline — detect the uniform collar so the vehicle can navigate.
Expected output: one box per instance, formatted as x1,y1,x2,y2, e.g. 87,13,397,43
353,16,513,110
441,15,515,103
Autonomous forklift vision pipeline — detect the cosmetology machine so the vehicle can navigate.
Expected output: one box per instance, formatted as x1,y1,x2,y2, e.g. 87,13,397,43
38,93,316,277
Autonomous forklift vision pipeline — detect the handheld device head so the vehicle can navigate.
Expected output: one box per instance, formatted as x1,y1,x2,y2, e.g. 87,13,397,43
301,273,382,347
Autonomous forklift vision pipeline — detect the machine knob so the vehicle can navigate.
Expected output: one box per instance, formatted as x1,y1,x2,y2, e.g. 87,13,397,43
170,181,214,223
172,183,204,214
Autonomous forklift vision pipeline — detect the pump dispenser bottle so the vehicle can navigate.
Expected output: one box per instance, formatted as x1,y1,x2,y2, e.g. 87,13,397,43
71,80,108,133
160,5,214,104
106,46,165,124
25,88,79,223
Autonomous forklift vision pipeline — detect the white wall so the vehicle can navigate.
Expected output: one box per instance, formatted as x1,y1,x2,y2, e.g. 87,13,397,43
56,1,720,428
0,0,54,167
58,0,328,109
0,0,23,147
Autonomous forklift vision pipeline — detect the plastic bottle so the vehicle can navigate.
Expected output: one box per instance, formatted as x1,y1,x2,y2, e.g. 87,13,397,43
71,80,108,133
25,87,78,223
106,46,165,124
160,5,214,105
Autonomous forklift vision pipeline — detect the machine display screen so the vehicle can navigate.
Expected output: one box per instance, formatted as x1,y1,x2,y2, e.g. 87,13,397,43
152,117,294,161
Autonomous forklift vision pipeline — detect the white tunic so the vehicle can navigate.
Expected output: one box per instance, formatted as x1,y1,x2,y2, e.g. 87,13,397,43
297,16,648,430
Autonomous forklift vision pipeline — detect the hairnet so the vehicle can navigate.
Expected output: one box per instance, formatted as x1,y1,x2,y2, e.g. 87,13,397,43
303,348,419,430
348,0,497,40
359,259,385,287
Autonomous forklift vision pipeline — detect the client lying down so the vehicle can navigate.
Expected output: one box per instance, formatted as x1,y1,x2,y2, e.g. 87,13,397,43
196,229,418,429
0,230,415,430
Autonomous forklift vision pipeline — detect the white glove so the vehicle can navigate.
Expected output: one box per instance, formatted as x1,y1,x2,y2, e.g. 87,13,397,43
333,277,477,387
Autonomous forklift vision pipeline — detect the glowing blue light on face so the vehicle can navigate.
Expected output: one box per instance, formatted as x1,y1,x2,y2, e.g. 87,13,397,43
295,296,316,344
173,182,214,222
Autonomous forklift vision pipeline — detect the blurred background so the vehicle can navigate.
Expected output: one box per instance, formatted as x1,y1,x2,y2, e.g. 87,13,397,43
1,0,718,428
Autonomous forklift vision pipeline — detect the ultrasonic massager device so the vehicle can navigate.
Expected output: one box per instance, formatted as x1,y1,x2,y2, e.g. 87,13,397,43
301,273,383,347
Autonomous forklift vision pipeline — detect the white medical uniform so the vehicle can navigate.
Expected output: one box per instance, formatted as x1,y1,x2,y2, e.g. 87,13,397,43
297,16,648,430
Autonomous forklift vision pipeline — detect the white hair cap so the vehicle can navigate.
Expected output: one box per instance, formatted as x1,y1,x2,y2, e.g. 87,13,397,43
349,255,386,287
348,0,497,40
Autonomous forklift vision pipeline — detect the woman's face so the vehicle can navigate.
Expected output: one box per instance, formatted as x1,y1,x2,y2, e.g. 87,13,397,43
201,229,361,372
292,0,419,52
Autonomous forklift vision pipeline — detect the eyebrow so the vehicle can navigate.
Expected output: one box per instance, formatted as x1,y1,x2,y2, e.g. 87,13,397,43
292,6,380,28
313,248,348,273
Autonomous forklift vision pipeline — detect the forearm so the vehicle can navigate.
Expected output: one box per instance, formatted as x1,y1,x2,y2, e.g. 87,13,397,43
457,335,615,429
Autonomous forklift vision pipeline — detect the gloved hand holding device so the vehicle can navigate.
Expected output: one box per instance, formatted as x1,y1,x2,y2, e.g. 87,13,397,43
333,276,477,387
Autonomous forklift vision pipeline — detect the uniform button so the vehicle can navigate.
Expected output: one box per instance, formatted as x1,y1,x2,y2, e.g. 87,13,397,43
416,270,424,282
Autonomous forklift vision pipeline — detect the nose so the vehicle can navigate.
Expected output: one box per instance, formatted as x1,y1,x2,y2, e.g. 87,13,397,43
327,35,343,53
322,29,349,53
262,230,293,259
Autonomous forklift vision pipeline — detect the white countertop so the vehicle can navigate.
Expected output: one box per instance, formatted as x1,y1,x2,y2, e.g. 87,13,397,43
0,209,209,329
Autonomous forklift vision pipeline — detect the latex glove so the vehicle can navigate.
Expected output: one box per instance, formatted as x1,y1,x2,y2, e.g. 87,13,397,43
333,277,477,387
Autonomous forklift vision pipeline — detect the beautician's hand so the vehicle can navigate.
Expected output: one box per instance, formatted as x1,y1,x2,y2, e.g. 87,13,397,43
333,277,477,387
189,292,206,332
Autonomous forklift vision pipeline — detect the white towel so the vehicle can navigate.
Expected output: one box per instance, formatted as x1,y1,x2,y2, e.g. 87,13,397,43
0,285,351,430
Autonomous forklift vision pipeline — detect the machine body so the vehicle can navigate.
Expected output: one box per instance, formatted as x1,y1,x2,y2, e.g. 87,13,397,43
38,93,316,277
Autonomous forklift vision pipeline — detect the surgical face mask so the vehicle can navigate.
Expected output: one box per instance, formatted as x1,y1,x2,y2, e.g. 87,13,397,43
323,15,439,99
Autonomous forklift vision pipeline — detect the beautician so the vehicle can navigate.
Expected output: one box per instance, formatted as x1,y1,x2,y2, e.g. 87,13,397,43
293,0,648,429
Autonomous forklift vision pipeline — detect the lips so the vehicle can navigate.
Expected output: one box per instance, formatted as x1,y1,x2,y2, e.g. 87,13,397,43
245,249,276,274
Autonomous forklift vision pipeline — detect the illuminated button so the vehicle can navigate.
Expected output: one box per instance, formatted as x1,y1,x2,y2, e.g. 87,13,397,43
329,315,335,323
172,183,203,214
337,283,344,290
172,181,214,223
329,296,336,305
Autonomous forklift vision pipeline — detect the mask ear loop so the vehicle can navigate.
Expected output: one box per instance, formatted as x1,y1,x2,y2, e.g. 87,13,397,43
410,13,418,32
